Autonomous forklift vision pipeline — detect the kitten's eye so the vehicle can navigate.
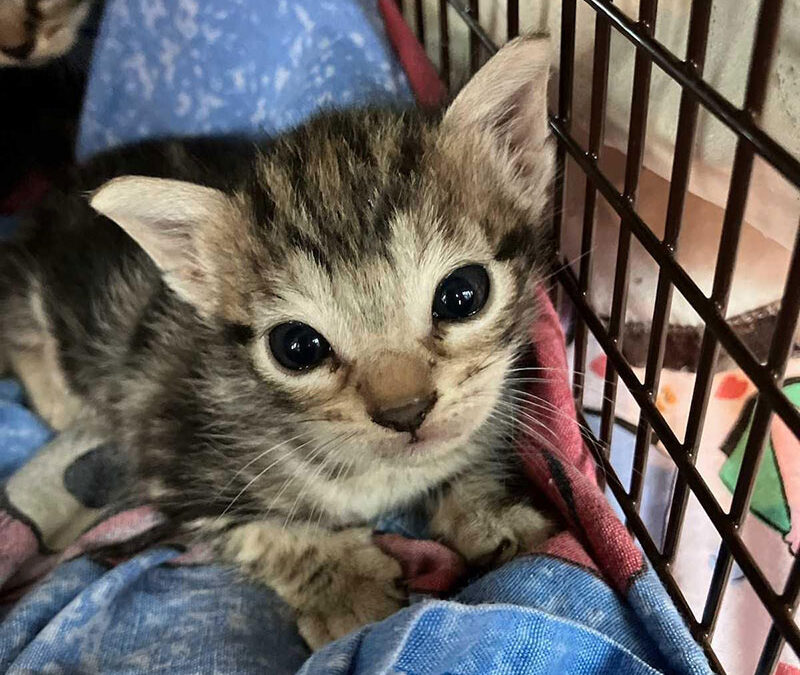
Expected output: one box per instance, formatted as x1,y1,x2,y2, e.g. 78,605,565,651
432,264,490,321
269,322,331,371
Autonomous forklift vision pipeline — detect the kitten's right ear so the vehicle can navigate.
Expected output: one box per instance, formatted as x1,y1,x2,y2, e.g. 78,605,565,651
90,176,241,316
440,35,554,207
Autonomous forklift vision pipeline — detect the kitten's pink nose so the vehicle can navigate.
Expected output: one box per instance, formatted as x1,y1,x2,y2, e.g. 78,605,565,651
360,351,436,434
371,394,437,434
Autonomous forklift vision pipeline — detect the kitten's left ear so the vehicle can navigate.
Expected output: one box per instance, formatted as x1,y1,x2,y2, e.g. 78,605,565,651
91,176,250,320
441,35,553,206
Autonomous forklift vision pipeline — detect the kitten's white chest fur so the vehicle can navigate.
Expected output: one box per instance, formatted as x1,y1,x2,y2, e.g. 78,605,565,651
305,444,483,524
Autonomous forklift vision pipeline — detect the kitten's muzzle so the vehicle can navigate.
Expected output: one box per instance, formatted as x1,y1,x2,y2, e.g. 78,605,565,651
370,393,437,434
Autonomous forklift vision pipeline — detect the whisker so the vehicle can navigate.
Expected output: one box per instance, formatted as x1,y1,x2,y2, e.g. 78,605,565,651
536,247,597,288
282,432,357,529
498,394,652,485
215,430,313,498
506,377,621,406
476,390,609,483
491,400,562,444
268,434,346,522
502,390,601,440
216,435,320,522
489,405,609,484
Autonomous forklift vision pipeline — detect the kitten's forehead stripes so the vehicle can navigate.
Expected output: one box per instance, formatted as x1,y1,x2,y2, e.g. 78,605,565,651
246,110,430,271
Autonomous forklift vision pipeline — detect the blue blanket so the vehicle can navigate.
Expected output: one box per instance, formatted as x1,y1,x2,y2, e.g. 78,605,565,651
0,1,711,673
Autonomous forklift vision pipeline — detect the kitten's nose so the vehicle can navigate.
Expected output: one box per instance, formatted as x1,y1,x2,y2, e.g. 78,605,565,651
371,394,437,434
361,351,436,434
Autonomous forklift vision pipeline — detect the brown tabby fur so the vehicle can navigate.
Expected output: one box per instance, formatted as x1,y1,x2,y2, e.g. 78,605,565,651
0,36,559,647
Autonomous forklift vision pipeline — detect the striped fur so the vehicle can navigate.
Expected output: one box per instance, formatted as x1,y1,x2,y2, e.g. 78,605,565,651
0,36,557,647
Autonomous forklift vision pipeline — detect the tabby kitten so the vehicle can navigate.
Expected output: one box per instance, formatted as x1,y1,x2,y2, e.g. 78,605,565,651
0,0,101,202
0,0,94,66
0,36,556,648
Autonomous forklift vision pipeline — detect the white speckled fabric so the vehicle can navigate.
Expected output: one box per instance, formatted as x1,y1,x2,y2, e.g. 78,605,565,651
77,0,412,159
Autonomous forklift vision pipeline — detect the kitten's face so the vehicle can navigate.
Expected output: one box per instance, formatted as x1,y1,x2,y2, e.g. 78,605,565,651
236,111,548,474
91,36,554,510
0,0,91,66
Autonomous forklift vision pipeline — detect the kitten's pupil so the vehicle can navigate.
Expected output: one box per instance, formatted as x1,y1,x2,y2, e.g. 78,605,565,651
269,322,331,371
442,284,474,313
432,265,490,321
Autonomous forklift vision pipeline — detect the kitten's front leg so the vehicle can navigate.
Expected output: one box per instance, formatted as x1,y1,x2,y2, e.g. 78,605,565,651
430,473,557,568
221,523,406,649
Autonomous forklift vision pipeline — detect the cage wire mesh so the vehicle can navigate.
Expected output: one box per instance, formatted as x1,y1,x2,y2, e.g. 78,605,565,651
397,1,800,674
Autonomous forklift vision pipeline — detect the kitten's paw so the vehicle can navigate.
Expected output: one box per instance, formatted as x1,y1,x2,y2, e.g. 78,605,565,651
434,502,556,569
295,530,407,649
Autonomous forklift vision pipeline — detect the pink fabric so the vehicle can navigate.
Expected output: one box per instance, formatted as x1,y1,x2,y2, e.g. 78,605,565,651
524,286,597,481
0,516,38,588
536,530,600,574
522,446,644,591
375,533,466,593
515,290,643,589
0,506,167,602
378,0,447,109
63,506,164,559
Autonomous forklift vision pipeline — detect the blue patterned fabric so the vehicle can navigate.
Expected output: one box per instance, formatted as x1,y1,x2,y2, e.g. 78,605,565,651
301,558,710,675
77,0,412,159
0,379,52,482
0,548,710,674
0,549,310,674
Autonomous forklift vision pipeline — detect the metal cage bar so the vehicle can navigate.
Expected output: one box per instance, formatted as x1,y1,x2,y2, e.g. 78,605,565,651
551,0,577,267
507,0,519,39
757,556,800,674
414,0,426,44
571,9,612,408
634,0,713,538
438,0,450,89
424,1,800,672
468,0,480,72
695,0,786,638
598,0,658,509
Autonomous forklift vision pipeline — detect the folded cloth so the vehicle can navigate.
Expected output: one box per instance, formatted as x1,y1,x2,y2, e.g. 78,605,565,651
1,2,711,673
301,556,694,675
0,549,310,674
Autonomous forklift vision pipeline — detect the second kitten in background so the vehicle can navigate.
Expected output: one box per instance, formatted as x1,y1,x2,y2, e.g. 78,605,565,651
0,0,95,66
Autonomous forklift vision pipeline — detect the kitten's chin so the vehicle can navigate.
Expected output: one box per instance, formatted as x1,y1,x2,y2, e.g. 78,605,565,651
387,418,486,460
397,402,498,458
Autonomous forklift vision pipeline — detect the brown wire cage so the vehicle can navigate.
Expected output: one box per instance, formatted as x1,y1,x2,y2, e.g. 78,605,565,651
397,1,800,674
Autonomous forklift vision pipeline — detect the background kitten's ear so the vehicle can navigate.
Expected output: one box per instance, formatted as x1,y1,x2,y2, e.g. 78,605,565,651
441,35,553,206
91,176,244,317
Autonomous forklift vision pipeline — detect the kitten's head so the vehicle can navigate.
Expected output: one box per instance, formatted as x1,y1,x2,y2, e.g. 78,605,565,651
92,37,554,504
0,0,92,66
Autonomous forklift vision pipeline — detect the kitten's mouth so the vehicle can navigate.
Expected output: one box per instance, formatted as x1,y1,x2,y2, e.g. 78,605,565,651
404,434,444,453
404,426,460,452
